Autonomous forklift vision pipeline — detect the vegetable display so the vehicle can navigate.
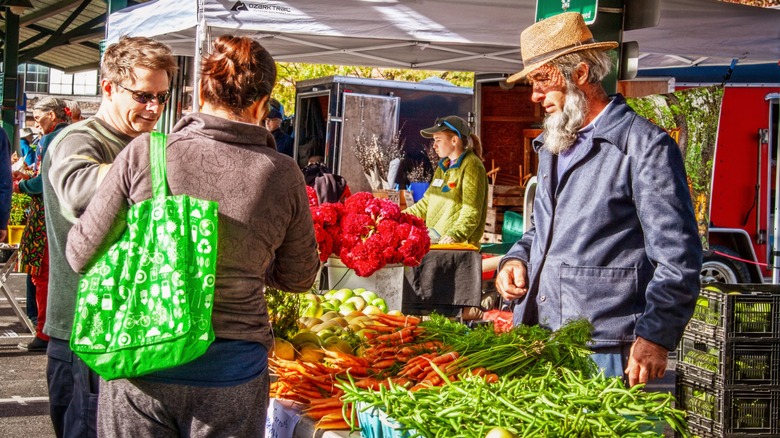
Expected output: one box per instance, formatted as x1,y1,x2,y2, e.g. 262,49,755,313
268,309,689,436
339,365,689,437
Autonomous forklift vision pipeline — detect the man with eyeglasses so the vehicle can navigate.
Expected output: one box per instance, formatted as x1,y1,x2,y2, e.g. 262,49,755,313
40,35,177,438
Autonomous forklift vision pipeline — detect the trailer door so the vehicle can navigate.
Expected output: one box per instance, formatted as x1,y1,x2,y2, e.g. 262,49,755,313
338,93,400,194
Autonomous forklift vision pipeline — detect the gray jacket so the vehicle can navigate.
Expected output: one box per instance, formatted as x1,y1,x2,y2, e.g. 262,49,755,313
503,94,702,351
66,113,320,351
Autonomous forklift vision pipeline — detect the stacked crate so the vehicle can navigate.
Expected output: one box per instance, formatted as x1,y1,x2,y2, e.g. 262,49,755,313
482,184,523,244
676,283,780,437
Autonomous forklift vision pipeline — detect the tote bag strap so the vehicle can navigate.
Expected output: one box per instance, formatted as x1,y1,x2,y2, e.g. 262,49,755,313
149,131,169,199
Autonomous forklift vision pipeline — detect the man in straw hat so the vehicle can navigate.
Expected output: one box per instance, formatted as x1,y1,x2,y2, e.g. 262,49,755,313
496,12,702,386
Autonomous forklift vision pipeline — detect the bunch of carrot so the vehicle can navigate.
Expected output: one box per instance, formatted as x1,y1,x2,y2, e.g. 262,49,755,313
270,358,343,404
301,397,354,430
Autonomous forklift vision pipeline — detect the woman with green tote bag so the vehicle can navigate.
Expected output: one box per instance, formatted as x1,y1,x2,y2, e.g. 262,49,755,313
66,35,320,437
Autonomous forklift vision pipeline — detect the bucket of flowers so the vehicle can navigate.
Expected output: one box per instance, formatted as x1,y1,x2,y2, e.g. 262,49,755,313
309,191,430,279
7,192,31,246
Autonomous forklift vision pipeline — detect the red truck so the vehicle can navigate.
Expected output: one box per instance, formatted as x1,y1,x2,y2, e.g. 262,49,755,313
702,85,780,283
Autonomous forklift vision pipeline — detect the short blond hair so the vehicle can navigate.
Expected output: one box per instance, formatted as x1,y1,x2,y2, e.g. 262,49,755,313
101,36,178,86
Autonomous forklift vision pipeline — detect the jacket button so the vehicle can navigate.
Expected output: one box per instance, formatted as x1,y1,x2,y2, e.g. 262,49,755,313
539,295,546,302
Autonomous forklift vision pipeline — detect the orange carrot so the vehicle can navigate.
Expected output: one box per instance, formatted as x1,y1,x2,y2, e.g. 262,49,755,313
470,367,488,377
307,397,343,408
316,414,350,430
431,351,460,364
353,378,382,390
343,366,370,377
372,358,397,369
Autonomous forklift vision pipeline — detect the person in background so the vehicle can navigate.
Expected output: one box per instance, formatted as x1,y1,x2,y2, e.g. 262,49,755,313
19,127,37,168
405,115,488,248
64,100,83,123
265,99,294,157
15,97,69,353
41,36,177,438
303,155,351,204
66,35,319,437
495,12,702,386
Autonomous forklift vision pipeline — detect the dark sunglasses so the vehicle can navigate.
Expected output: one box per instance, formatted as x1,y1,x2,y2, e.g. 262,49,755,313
117,83,171,105
436,119,462,138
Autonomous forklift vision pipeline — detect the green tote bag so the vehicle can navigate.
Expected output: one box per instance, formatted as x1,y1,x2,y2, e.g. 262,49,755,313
70,132,218,380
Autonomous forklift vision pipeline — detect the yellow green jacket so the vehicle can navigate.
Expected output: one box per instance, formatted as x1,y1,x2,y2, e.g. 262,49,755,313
405,150,488,248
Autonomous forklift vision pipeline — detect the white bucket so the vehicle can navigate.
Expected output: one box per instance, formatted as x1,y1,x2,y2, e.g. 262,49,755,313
326,256,406,312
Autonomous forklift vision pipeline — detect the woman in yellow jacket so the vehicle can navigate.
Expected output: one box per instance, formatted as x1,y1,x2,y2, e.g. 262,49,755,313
406,115,488,248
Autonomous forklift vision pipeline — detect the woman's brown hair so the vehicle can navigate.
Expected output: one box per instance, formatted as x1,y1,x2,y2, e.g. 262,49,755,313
200,35,277,116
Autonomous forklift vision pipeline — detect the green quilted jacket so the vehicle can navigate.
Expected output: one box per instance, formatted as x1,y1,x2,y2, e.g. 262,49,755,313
406,150,488,248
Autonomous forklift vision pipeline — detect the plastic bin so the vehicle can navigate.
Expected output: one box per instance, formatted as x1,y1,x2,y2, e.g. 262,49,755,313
675,376,780,437
689,283,780,341
356,402,418,438
677,332,780,387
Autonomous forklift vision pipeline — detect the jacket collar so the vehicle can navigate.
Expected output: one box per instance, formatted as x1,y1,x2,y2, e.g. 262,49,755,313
173,112,275,150
532,93,631,154
437,150,470,171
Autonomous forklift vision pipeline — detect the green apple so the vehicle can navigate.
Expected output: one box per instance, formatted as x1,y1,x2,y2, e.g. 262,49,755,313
327,298,342,308
323,337,353,355
371,297,388,313
352,288,366,294
338,302,358,316
333,288,354,303
302,302,323,318
320,311,342,321
298,316,323,330
304,292,322,304
320,302,335,313
360,290,379,302
346,296,367,311
323,289,338,300
362,305,382,315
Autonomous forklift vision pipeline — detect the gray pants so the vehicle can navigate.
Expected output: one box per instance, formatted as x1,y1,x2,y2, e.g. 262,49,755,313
97,371,270,438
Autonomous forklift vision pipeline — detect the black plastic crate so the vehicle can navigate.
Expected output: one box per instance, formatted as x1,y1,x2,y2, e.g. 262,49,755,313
676,376,780,436
689,283,780,341
677,332,780,386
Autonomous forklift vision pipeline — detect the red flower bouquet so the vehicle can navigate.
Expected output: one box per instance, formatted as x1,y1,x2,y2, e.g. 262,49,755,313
309,191,430,277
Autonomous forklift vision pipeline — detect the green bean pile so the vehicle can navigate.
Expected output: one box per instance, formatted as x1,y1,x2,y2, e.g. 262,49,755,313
419,316,597,378
339,365,689,438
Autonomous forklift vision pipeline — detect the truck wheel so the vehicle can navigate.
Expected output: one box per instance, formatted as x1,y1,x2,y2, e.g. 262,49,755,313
701,246,751,284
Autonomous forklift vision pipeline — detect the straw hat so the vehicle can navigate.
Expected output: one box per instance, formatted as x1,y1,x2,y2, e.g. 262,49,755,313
507,12,618,83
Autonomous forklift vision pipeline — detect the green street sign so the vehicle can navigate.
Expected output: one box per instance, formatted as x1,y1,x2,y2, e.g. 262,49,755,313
536,0,598,24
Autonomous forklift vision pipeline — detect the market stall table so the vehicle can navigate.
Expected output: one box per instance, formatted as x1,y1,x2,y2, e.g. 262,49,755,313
402,248,483,316
266,398,359,438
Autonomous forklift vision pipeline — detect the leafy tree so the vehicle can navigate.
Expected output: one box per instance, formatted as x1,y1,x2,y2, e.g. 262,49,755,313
272,62,474,116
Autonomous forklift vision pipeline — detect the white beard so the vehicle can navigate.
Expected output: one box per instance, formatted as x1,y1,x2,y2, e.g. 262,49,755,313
542,84,588,155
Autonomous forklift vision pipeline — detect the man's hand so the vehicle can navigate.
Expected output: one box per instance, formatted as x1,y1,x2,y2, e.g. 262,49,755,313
0,229,7,243
496,259,529,301
625,336,669,387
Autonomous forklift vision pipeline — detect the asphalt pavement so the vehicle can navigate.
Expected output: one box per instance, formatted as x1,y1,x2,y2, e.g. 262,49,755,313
0,272,54,438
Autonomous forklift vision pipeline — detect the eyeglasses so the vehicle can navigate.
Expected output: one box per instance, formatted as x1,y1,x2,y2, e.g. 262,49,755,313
436,119,462,138
116,84,171,105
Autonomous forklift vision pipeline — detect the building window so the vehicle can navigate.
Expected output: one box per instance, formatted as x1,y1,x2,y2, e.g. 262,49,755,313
18,63,99,95
72,70,99,95
19,64,49,93
50,69,73,95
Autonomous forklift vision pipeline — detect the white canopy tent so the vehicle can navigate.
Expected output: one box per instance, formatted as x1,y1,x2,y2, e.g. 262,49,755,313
107,0,780,75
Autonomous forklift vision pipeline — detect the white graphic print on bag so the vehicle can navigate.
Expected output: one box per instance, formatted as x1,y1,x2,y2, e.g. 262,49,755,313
72,197,217,351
